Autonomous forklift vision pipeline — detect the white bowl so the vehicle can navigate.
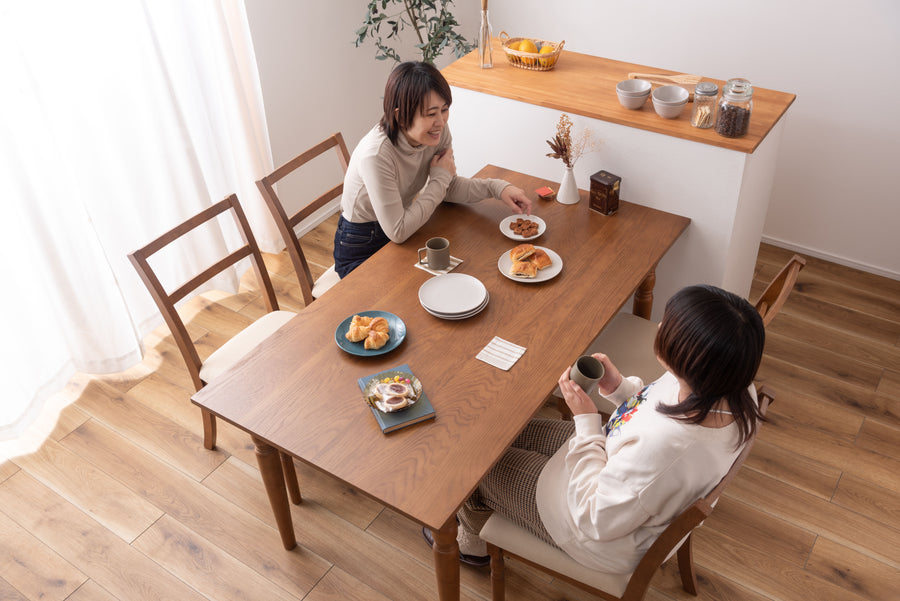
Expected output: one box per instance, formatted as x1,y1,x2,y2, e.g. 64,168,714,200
617,90,650,109
651,85,689,105
652,98,687,119
616,79,652,96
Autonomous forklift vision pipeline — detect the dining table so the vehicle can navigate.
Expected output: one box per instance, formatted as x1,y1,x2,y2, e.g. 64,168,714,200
191,164,690,601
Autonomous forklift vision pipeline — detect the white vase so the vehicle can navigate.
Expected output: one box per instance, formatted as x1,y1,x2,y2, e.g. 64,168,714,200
556,166,580,205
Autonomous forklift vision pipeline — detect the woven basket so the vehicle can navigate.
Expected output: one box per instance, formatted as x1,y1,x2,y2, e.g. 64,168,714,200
499,31,565,71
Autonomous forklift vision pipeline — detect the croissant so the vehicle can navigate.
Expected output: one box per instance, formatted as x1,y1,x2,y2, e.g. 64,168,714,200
345,315,373,342
368,316,389,334
364,329,390,350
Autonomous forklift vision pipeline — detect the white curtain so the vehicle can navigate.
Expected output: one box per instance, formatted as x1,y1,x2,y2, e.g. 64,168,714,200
0,0,277,441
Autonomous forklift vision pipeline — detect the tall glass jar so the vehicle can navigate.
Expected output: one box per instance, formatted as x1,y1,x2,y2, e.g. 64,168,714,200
478,0,493,69
691,82,718,129
715,78,753,138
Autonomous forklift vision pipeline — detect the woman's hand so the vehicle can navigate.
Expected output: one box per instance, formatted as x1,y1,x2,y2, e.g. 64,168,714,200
593,353,623,397
431,148,456,176
558,367,599,416
500,185,532,215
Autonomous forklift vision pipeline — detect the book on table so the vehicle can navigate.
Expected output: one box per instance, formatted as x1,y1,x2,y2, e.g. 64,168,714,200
357,364,436,434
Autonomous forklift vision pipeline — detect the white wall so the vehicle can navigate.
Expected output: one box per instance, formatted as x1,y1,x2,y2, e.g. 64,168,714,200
246,0,900,279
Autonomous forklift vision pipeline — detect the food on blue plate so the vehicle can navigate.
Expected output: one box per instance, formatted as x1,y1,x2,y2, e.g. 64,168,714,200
345,314,390,349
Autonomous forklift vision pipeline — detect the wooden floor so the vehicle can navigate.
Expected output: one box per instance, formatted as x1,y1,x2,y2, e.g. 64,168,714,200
1,214,898,601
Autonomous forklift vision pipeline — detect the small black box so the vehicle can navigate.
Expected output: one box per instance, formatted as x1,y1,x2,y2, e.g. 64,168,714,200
589,170,621,215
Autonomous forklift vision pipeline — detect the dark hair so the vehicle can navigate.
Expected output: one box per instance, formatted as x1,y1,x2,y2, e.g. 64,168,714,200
654,285,765,447
379,61,452,145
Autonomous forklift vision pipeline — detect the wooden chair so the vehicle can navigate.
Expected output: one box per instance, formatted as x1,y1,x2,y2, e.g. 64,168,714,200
128,194,301,503
482,388,774,601
256,132,350,306
553,254,806,417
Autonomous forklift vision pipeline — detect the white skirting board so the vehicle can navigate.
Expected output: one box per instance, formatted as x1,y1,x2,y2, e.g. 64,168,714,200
762,235,900,282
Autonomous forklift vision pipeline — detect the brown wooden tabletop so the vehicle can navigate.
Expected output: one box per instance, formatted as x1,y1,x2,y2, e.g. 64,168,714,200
192,165,689,600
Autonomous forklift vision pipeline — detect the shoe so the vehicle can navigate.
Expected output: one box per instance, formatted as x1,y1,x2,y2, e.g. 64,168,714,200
422,527,490,568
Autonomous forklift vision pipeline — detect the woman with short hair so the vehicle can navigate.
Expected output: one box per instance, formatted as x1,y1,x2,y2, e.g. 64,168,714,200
334,61,531,278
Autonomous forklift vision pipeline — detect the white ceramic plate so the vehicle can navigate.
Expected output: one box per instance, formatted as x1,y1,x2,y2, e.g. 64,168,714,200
497,246,563,283
418,273,487,315
499,215,546,241
423,293,490,320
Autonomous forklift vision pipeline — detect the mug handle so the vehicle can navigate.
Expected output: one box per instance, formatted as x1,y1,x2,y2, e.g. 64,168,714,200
418,247,428,265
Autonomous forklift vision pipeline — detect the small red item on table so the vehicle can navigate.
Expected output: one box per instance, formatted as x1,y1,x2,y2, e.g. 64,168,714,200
535,186,556,200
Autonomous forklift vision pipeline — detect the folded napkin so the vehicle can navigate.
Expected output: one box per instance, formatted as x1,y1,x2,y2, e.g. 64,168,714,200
414,255,464,276
476,337,526,371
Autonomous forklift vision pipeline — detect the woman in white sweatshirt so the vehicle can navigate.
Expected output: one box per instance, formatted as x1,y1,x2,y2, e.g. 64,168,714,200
446,285,766,571
334,61,531,278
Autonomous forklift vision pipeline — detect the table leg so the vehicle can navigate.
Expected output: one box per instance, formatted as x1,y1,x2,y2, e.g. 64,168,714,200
432,516,460,601
252,436,297,550
633,269,656,319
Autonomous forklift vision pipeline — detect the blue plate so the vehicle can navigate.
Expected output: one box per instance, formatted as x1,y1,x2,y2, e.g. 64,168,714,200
335,311,407,356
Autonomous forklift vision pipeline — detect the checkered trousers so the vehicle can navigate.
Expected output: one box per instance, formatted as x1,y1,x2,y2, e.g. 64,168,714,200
458,418,575,547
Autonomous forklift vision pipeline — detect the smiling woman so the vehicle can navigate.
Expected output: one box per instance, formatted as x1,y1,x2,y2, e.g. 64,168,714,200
0,1,277,443
333,61,533,278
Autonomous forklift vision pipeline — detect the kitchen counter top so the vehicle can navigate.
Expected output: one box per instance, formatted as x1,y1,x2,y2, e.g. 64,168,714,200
442,40,795,154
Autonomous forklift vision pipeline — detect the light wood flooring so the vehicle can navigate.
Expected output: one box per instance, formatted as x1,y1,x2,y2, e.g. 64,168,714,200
1,214,898,601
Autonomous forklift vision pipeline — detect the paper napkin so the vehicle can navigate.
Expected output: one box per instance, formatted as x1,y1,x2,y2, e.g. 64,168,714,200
476,337,526,371
414,255,464,276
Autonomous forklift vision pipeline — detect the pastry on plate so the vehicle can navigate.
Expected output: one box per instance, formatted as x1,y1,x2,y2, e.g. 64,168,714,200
510,260,537,278
509,243,536,262
345,314,373,342
531,248,553,270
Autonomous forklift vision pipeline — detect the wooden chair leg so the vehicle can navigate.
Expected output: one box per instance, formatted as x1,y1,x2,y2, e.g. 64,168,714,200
676,532,698,595
487,543,505,601
556,397,574,421
281,452,302,505
202,408,217,450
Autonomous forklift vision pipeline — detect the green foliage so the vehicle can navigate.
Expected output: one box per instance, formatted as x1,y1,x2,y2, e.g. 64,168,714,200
354,0,474,64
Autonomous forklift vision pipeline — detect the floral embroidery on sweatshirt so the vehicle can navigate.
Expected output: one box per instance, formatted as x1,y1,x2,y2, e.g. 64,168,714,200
605,383,652,436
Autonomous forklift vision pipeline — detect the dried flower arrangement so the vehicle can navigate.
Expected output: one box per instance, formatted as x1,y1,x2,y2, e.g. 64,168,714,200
546,113,599,168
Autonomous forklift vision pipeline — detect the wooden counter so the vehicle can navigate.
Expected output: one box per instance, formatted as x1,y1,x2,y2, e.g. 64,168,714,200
443,39,795,154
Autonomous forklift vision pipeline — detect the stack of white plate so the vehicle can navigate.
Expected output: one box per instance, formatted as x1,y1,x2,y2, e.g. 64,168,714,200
418,273,489,320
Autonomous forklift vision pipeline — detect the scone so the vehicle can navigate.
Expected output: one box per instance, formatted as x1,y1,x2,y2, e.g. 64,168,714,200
510,260,537,278
509,243,536,262
530,248,552,270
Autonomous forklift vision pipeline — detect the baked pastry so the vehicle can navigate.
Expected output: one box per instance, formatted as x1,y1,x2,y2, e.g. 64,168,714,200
509,243,536,262
510,260,537,278
368,316,389,334
530,248,552,270
382,395,409,411
345,314,373,342
365,329,390,350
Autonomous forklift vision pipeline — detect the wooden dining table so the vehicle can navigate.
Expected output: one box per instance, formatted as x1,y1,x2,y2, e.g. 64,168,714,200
192,165,689,601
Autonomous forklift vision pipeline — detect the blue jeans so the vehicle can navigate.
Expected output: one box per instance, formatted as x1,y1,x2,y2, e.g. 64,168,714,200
333,215,390,278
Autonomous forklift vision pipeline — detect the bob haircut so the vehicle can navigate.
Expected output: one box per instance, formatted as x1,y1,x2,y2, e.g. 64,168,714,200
379,61,452,145
654,285,765,447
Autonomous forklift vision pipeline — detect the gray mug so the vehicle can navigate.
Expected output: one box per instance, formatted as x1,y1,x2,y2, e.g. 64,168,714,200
418,237,450,270
569,355,605,392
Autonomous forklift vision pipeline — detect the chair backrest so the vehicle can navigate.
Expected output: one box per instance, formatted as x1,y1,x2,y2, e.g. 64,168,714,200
621,387,774,599
754,254,806,326
128,194,279,391
256,132,350,305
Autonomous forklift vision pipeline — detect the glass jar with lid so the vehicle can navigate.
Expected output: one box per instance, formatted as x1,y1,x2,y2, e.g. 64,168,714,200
691,82,718,128
715,78,753,138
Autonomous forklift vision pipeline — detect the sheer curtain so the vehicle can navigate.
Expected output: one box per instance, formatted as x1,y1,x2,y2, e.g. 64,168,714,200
0,1,277,443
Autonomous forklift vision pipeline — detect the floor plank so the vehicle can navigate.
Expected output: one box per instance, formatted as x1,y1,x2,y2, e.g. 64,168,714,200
805,536,900,601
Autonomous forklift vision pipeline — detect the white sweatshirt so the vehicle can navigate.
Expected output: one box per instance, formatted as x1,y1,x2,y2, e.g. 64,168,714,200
536,371,749,574
340,124,510,242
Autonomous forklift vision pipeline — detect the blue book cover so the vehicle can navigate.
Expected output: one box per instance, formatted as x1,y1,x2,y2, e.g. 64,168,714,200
357,364,436,434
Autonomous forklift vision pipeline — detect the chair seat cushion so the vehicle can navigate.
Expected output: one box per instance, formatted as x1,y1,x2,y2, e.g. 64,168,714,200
480,514,631,598
199,310,295,384
312,265,340,299
553,312,665,409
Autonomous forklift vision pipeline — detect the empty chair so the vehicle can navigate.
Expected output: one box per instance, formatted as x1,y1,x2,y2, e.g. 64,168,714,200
554,254,805,417
482,388,774,601
256,132,350,305
128,194,301,502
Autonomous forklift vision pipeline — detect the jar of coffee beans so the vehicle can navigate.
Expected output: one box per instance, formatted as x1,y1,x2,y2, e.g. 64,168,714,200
715,78,753,138
691,82,718,128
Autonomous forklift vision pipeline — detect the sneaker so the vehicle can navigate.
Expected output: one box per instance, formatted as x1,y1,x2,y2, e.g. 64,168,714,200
422,527,490,568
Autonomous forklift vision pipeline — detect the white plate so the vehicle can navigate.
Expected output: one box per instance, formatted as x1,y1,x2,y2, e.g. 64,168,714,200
498,246,563,283
418,273,487,315
500,215,546,241
424,293,490,320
